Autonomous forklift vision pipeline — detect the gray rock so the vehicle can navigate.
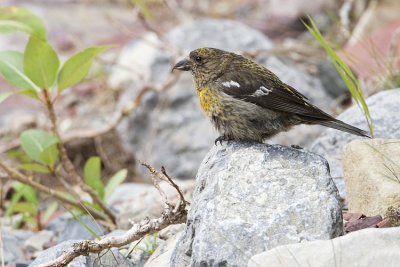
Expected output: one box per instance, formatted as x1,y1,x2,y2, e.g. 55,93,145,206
29,240,133,267
166,18,273,53
172,142,343,267
14,259,32,267
106,183,153,207
117,74,212,180
2,230,34,264
248,227,400,267
57,215,107,243
318,60,348,98
311,89,400,197
24,230,54,253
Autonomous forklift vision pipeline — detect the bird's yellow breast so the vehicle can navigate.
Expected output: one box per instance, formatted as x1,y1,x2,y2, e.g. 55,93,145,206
197,87,222,116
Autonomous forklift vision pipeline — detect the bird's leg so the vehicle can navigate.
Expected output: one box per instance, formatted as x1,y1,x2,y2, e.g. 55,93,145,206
214,135,232,145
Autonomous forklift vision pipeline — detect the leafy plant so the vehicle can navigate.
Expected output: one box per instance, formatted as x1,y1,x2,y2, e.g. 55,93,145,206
84,156,128,202
136,233,158,255
0,7,110,101
304,16,374,137
0,6,120,228
6,181,58,230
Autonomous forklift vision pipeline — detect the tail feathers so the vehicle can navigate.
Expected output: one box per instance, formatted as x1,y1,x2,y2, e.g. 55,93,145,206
317,119,371,138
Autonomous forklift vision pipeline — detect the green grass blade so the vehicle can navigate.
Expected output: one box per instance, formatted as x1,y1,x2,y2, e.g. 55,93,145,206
303,16,374,136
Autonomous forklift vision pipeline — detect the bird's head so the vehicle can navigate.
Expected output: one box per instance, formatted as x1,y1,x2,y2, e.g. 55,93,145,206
173,47,233,86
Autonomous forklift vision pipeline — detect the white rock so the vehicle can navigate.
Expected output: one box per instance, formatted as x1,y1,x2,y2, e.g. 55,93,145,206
248,227,400,267
343,139,400,215
24,230,54,253
108,32,163,89
144,232,183,267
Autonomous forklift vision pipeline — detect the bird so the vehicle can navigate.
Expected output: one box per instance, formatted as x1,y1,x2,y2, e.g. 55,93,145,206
172,47,371,144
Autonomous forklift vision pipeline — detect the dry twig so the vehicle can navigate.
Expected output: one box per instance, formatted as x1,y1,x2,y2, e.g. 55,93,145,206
37,164,187,267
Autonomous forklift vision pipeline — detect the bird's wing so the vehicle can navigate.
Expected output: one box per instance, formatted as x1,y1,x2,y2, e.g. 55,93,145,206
218,66,334,121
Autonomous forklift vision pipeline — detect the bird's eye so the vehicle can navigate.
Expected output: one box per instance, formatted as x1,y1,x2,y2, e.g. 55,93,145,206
195,56,202,63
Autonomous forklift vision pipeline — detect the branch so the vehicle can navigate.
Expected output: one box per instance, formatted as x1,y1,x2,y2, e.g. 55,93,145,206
38,164,187,267
0,161,108,222
43,91,116,224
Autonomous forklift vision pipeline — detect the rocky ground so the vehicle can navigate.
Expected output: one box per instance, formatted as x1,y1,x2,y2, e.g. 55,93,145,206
1,0,400,267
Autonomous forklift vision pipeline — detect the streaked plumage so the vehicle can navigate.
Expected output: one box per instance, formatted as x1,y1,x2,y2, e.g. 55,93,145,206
173,47,371,143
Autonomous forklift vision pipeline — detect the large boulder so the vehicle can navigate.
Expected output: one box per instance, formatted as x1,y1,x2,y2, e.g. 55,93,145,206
249,227,400,267
166,18,273,53
171,142,342,267
311,89,400,197
114,19,333,180
343,139,400,216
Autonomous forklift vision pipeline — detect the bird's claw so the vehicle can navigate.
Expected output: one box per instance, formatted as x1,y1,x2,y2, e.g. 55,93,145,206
214,135,230,145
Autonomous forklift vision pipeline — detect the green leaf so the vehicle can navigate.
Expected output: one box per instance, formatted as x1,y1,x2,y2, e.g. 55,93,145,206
0,91,12,103
0,20,31,34
13,182,38,205
0,51,41,91
17,89,40,100
6,184,24,216
19,163,49,173
83,157,104,199
39,144,59,169
12,202,37,215
20,129,59,166
57,46,110,92
104,169,127,200
24,36,59,90
0,6,47,40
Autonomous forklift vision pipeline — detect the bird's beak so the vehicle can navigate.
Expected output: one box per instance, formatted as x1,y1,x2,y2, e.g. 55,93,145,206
172,58,191,71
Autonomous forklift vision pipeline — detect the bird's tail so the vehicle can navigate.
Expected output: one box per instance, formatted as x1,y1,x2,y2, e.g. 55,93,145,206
317,119,371,138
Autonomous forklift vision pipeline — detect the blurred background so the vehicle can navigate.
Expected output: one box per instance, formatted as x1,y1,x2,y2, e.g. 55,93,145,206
1,1,400,264
1,0,400,183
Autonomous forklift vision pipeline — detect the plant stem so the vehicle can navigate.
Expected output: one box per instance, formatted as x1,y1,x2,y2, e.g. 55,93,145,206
42,90,116,224
0,161,107,221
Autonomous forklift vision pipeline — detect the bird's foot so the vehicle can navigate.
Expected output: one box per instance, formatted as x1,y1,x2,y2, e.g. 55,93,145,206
291,144,303,149
214,135,231,145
